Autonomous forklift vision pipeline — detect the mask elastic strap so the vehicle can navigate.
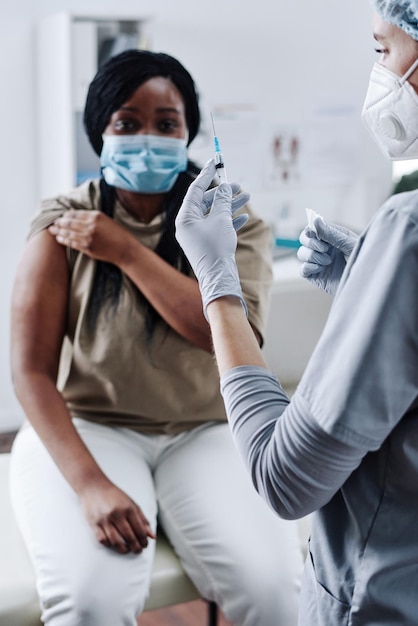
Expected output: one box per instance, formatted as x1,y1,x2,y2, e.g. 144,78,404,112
400,57,418,84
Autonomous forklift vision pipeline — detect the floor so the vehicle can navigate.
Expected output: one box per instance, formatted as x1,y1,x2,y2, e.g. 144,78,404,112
0,430,16,453
0,430,232,626
137,602,232,626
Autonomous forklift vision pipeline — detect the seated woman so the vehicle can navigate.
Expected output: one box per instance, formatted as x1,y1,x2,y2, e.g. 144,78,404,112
9,49,302,625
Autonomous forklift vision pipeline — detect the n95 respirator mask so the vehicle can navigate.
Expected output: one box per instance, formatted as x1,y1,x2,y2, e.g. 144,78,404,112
361,58,418,160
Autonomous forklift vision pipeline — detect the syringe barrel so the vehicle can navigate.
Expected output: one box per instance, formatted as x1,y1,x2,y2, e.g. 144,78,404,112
215,156,227,183
214,151,224,167
213,133,227,183
216,167,228,184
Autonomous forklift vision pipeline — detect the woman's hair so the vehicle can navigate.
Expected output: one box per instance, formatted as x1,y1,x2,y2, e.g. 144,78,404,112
84,49,200,155
83,50,201,343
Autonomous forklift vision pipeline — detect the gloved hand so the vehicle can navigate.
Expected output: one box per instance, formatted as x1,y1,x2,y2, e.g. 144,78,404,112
297,215,359,295
175,159,250,318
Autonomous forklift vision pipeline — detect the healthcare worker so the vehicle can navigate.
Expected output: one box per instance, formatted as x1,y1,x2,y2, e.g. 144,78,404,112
9,50,302,625
175,0,418,623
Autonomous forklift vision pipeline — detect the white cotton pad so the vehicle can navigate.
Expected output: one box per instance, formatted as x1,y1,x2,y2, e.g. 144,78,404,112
305,208,323,234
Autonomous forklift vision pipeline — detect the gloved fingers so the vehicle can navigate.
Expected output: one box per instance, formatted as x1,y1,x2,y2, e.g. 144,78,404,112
182,159,217,214
210,183,233,217
201,189,216,213
297,245,332,266
314,217,357,256
338,234,358,258
230,182,242,195
316,218,358,240
231,191,250,215
196,158,217,189
299,261,324,278
232,213,249,232
299,227,330,252
202,187,250,214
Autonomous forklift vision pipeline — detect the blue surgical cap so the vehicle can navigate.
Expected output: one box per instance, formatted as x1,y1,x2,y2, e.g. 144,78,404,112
371,0,418,40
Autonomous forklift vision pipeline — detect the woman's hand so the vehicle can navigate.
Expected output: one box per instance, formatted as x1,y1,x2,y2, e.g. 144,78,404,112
175,159,249,318
79,478,156,555
49,210,134,267
297,216,359,295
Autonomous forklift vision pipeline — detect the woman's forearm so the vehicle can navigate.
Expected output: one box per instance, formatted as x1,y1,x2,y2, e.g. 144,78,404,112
49,211,214,352
13,372,109,494
11,232,110,495
207,297,365,519
206,296,267,374
120,238,213,351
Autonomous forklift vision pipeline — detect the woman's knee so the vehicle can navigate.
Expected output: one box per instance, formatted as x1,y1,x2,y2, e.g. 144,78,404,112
39,560,149,625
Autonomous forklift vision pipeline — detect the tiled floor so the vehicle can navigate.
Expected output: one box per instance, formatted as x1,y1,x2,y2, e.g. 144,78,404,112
137,602,231,625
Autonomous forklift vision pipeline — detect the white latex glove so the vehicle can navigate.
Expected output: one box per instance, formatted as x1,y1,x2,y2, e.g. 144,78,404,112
297,215,359,295
175,159,250,318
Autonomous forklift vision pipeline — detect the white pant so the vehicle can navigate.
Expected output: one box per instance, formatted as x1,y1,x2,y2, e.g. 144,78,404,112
10,419,303,625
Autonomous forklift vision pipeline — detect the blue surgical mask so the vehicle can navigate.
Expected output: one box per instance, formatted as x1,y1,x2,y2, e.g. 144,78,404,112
100,134,188,193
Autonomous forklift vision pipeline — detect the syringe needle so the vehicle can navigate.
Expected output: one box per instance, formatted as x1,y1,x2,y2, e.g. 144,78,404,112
210,112,228,184
210,112,217,137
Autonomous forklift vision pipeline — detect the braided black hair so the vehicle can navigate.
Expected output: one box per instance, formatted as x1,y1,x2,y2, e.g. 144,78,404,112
83,49,201,342
84,49,200,156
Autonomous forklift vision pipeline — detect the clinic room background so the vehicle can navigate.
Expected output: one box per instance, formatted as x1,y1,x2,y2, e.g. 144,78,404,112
0,0,396,433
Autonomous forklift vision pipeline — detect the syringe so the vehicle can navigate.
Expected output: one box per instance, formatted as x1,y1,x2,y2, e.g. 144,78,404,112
210,113,228,184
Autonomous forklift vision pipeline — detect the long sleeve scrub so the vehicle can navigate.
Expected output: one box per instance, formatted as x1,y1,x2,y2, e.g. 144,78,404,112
221,190,418,625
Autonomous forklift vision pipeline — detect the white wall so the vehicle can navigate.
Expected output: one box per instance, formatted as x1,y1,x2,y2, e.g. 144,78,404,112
0,0,393,431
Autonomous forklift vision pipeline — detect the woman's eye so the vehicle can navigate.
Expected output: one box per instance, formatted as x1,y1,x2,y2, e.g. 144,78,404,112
159,119,179,133
374,47,387,55
113,119,137,132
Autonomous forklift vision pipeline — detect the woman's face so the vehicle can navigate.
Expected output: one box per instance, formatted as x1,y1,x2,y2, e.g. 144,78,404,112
373,12,418,92
103,76,188,139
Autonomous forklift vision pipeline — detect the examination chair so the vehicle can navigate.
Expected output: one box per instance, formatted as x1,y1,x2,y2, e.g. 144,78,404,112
0,452,218,626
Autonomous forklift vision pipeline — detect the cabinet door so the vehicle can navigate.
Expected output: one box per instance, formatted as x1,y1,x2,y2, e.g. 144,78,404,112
38,12,149,199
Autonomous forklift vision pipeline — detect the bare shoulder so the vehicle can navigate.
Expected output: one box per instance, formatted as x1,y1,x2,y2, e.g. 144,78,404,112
13,230,69,306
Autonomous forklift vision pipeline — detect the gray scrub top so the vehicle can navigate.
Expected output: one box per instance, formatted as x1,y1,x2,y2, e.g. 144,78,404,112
221,190,418,625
